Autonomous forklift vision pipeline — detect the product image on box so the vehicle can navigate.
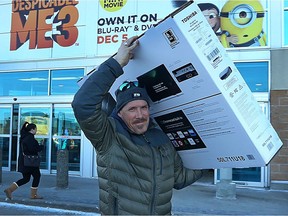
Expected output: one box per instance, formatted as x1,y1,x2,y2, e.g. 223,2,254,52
219,66,232,80
154,110,206,151
137,64,182,102
172,63,199,82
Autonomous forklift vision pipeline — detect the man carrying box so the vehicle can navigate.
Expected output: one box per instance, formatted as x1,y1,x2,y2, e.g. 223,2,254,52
72,36,205,215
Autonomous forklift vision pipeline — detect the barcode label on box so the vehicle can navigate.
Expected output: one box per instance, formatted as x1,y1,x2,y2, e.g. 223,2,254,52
207,47,220,61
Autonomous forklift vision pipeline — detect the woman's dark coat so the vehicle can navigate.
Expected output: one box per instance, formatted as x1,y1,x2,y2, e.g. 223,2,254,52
18,132,43,173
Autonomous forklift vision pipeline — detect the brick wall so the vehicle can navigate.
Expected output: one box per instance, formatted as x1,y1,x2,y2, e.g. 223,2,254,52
270,90,288,181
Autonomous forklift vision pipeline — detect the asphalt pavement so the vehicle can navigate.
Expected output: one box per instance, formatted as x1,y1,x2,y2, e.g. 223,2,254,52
0,170,288,215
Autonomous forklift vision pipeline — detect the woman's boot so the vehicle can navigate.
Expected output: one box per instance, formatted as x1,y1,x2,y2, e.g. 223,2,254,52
4,182,19,200
30,187,43,199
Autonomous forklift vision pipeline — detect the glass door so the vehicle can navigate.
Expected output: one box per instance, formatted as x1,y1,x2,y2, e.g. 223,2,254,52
51,104,81,174
18,105,51,173
0,105,12,170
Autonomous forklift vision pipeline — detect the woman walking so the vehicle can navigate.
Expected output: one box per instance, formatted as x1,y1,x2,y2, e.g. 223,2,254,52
4,122,44,200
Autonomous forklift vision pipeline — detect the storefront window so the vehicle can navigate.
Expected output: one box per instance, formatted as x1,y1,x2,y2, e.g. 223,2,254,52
50,69,83,95
235,61,269,92
0,68,83,97
233,167,261,182
0,137,10,167
0,108,10,134
284,0,288,46
0,71,49,96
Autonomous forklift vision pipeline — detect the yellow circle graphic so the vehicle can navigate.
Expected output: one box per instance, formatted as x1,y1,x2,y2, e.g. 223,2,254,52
99,0,127,12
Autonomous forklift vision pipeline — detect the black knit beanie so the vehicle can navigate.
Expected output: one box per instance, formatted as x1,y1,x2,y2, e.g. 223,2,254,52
115,86,150,113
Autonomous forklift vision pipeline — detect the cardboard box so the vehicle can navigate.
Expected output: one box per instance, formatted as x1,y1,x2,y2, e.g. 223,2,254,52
109,1,283,169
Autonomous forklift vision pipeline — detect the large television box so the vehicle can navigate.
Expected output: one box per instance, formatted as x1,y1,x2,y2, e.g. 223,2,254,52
110,1,283,169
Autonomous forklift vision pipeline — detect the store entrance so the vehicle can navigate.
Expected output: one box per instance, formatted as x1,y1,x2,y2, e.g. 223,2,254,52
0,103,81,175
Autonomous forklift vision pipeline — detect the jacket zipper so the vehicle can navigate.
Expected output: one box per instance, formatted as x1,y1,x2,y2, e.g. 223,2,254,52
142,134,156,215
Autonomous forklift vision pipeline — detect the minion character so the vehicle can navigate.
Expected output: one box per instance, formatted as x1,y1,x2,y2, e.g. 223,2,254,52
219,0,267,48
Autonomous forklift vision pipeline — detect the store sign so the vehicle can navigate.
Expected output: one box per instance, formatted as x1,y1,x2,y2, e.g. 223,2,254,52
196,0,268,48
10,0,79,50
97,13,157,44
95,0,176,55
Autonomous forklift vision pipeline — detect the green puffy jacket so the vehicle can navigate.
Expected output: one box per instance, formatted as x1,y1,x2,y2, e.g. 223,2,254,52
72,57,203,215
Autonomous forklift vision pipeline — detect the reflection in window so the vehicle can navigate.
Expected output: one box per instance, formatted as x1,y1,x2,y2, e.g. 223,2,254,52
217,167,261,182
235,62,268,92
0,71,48,96
233,167,261,182
37,138,49,170
20,108,50,136
50,69,83,95
0,108,11,134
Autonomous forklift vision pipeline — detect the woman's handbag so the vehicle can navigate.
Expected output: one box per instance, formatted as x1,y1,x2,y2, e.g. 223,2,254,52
23,154,41,167
21,141,41,167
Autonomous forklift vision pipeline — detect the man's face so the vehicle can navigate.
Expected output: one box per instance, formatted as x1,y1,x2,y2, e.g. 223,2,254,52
202,8,220,32
118,100,150,135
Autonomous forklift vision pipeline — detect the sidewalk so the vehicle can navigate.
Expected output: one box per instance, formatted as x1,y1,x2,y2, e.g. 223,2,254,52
1,170,288,215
